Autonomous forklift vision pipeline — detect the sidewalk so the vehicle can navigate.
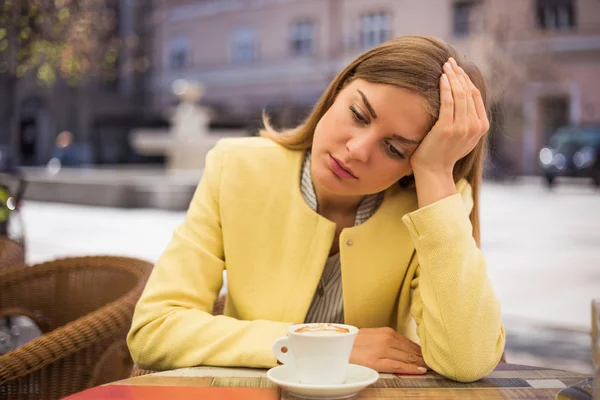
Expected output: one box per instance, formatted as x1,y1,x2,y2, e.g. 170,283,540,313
502,317,592,373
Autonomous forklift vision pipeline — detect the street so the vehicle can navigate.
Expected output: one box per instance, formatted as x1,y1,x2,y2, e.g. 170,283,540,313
21,178,599,373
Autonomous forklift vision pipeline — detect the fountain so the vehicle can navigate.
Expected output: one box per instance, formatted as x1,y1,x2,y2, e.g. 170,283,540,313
131,79,246,171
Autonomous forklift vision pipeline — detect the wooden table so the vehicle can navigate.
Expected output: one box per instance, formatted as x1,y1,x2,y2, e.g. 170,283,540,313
64,363,591,399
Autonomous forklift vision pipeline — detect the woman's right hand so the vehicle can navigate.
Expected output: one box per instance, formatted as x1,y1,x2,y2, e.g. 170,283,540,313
349,327,428,374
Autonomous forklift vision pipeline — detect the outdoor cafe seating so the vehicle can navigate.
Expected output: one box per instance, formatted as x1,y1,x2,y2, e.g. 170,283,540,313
0,253,152,399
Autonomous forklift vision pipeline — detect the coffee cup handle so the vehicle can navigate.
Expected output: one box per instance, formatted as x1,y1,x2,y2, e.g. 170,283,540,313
273,336,295,368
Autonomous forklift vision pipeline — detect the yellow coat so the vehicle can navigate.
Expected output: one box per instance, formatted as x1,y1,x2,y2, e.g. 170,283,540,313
127,137,505,382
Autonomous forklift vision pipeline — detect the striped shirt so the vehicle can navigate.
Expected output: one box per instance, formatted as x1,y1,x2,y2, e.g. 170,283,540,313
301,151,384,324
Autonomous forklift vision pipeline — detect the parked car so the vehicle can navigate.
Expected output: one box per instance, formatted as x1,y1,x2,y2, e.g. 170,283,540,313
539,124,600,187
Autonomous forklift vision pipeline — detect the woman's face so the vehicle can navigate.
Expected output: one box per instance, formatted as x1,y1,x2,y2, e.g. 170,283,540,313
311,79,430,197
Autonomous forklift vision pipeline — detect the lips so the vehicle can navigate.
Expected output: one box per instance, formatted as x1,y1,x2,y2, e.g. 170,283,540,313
329,154,357,180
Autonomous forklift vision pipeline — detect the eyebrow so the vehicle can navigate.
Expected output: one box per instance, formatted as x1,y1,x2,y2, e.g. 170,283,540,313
356,89,422,146
357,89,377,119
392,134,421,145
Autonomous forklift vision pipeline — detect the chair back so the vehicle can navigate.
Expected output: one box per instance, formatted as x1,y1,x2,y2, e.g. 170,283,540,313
0,256,153,400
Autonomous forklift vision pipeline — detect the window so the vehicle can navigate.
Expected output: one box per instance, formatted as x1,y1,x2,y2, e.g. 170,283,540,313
360,12,392,49
290,20,314,56
168,37,190,69
453,1,477,37
536,0,576,31
231,28,257,64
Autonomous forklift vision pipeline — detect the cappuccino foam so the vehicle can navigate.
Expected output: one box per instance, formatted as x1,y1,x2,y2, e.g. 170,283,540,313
294,323,350,335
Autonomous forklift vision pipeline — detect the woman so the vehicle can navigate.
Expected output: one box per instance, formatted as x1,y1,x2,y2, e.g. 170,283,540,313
127,35,505,383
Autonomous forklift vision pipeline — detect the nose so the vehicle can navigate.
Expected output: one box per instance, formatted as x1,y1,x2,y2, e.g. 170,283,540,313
346,134,372,163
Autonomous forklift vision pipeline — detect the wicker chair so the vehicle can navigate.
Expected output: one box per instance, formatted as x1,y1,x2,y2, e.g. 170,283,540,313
129,293,226,377
0,256,153,400
0,236,25,269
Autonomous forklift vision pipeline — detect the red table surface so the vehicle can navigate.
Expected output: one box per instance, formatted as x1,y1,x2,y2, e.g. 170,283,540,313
63,385,280,400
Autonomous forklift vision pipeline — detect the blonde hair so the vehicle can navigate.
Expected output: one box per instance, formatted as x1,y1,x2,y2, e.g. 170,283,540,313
260,36,488,246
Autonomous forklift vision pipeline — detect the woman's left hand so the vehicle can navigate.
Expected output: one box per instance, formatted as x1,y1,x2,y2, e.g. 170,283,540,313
410,57,489,177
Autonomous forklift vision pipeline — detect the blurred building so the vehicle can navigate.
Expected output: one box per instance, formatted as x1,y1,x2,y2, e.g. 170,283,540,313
3,0,154,166
151,0,600,175
151,0,480,130
484,0,600,175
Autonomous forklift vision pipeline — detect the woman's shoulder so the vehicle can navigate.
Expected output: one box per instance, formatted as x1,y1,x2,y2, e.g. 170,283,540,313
212,136,303,168
214,136,292,153
206,136,302,202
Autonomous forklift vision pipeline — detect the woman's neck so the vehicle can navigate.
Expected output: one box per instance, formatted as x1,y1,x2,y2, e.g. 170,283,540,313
306,150,362,220
311,180,363,220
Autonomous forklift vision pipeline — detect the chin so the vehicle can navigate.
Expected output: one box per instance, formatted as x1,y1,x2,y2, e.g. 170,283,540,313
313,165,362,197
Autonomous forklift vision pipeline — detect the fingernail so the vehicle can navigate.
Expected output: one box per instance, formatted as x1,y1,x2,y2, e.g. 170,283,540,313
449,57,457,66
442,74,449,84
443,62,451,70
418,367,428,373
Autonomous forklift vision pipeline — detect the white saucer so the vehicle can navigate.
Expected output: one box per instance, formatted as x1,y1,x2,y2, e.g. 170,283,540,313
266,364,379,399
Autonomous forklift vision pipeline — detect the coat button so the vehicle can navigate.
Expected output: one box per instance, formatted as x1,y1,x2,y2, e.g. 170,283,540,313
346,240,353,246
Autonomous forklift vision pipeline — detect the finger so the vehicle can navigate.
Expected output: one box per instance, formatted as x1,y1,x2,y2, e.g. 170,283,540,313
377,358,428,375
444,60,467,131
451,61,478,128
449,57,470,93
468,79,490,132
389,331,422,357
436,72,453,127
384,347,427,368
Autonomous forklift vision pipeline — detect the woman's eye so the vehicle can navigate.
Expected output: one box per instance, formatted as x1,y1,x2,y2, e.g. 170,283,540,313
386,142,405,159
349,106,366,124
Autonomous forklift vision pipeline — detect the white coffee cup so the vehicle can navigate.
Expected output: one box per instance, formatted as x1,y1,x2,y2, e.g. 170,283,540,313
272,323,358,385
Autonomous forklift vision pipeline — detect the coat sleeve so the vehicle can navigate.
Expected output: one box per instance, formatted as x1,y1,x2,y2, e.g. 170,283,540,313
402,179,506,382
127,142,291,371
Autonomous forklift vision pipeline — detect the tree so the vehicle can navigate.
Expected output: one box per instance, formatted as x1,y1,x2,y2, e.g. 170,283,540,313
0,0,134,146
